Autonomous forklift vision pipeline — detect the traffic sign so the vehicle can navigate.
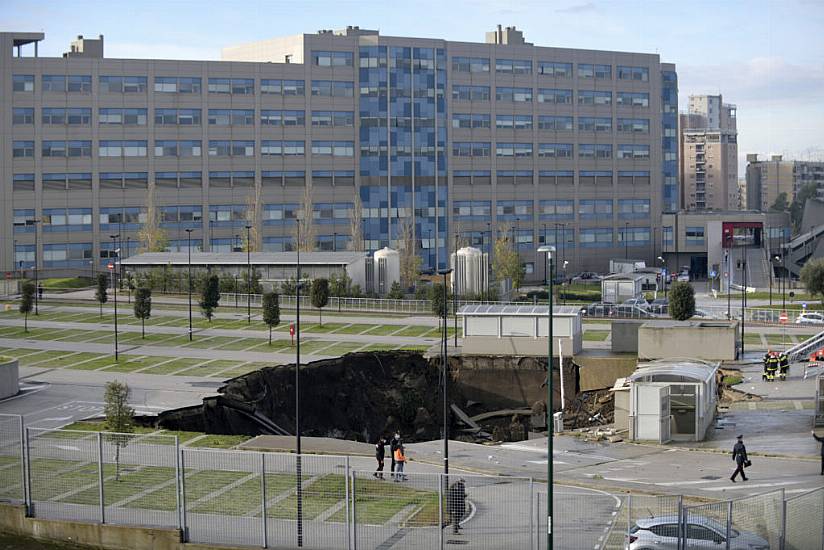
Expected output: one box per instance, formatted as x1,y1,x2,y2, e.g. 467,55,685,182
107,263,114,270
724,272,729,278
4,272,10,280
709,270,717,279
779,311,788,324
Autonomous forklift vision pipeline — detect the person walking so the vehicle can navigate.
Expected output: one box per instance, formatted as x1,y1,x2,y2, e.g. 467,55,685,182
393,443,407,482
446,478,467,534
373,435,387,479
37,283,44,301
813,431,824,475
389,432,400,477
730,434,749,482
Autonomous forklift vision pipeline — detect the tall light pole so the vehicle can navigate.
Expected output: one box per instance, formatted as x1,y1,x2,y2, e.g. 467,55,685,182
333,231,337,252
245,225,252,324
740,247,747,358
295,221,304,548
657,256,666,298
542,224,548,285
624,222,630,260
32,219,40,315
185,229,193,341
453,234,459,347
486,222,492,299
109,234,120,361
437,268,453,479
537,245,555,550
234,234,240,308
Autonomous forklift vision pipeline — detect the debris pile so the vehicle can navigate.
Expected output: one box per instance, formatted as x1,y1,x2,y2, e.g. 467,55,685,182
562,389,614,429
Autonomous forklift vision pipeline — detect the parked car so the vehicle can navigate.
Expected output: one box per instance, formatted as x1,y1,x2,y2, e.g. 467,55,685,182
573,271,602,281
676,271,690,282
580,303,616,317
628,515,769,549
795,312,824,325
614,304,654,318
622,297,650,311
648,299,669,315
692,309,714,319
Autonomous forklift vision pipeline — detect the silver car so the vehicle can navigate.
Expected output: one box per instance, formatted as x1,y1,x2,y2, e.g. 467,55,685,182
628,515,769,549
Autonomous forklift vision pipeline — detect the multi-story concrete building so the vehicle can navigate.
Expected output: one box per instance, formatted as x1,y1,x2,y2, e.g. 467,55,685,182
746,154,824,212
679,95,738,211
1,26,678,281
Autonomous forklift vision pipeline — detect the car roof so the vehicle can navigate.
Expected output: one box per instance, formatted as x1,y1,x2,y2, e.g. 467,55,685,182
636,515,724,531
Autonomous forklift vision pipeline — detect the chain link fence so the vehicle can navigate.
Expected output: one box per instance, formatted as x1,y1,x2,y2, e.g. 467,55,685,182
3,419,824,550
0,414,24,504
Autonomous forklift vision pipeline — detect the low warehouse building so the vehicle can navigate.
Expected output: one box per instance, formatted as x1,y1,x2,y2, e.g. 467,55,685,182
458,304,582,356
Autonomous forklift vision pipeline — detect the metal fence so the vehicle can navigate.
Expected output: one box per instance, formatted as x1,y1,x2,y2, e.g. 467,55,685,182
2,417,824,550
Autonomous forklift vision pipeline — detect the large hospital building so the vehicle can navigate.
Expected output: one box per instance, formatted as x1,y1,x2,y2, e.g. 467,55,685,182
1,26,678,280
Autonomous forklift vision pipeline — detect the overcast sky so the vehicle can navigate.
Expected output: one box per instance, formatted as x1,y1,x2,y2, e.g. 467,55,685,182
3,0,823,173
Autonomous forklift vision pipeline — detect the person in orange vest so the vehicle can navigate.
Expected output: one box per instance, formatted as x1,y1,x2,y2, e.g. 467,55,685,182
393,443,407,482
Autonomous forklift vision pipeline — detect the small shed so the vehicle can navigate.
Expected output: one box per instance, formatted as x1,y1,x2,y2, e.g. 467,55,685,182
458,304,582,356
601,273,646,304
621,359,719,443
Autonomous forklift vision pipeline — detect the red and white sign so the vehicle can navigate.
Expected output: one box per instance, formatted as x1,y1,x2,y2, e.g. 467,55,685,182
107,263,114,271
779,311,788,324
4,272,11,280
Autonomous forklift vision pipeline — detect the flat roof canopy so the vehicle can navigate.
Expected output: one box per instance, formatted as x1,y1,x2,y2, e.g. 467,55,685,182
631,358,719,384
121,251,366,267
458,304,581,316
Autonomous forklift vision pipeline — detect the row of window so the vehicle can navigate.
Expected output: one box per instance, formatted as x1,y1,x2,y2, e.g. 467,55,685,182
452,86,649,106
452,198,650,220
452,114,649,133
452,142,651,159
452,58,649,81
12,168,649,193
12,74,355,96
12,139,357,159
13,107,354,127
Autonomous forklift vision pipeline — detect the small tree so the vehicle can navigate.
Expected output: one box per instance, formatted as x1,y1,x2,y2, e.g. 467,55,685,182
431,282,450,325
388,281,405,299
262,292,281,344
133,287,152,338
199,274,221,322
800,258,824,304
770,192,789,213
492,229,524,293
95,273,109,317
310,278,330,326
103,380,135,481
668,281,696,321
329,272,352,297
20,281,35,332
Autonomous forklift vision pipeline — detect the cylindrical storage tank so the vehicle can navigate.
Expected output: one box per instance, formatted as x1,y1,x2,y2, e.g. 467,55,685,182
452,246,485,296
373,247,400,296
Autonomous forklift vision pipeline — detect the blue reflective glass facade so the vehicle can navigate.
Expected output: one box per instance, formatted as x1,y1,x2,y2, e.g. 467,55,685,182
661,69,679,212
359,45,447,271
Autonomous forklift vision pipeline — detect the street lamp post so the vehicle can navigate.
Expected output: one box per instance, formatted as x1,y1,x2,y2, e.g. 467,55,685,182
437,268,453,480
110,234,120,361
453,234,459,347
624,222,629,260
33,219,40,315
740,246,747,358
428,229,433,272
295,222,304,548
234,234,240,308
486,222,492,299
537,245,555,550
543,224,548,285
245,225,252,324
185,229,193,341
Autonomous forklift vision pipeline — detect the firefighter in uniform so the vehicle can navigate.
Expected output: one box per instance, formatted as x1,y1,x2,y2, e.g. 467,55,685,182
778,352,789,381
765,352,779,382
762,352,771,381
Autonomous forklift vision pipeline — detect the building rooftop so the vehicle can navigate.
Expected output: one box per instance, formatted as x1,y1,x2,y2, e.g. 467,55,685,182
457,304,581,316
631,358,719,383
121,251,367,266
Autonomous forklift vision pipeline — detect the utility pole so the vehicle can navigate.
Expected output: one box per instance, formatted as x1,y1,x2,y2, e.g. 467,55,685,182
109,234,120,360
295,221,303,548
537,245,555,550
245,225,252,324
437,268,453,482
33,219,40,315
185,228,193,341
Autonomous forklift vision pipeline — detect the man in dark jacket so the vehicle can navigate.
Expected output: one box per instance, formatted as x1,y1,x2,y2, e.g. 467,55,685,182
814,431,824,475
731,434,748,482
374,436,387,479
389,432,400,476
446,479,467,534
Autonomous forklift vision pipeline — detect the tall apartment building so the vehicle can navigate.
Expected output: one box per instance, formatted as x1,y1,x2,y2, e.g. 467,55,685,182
746,154,824,211
1,27,678,280
679,95,737,210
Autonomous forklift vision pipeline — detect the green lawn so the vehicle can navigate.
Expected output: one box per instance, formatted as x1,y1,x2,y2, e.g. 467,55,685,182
172,359,235,377
765,334,792,346
303,323,349,334
359,344,400,352
361,325,406,336
333,324,376,335
330,476,440,525
131,469,246,512
392,326,433,337
743,333,764,345
102,356,173,373
221,362,272,377
319,342,367,356
582,331,610,342
192,473,294,516
35,352,108,369
268,474,345,520
39,277,92,290
140,358,208,375
298,339,338,354
186,434,252,448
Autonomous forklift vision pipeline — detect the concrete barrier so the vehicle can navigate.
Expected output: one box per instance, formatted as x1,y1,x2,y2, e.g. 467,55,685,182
0,503,250,549
0,357,19,400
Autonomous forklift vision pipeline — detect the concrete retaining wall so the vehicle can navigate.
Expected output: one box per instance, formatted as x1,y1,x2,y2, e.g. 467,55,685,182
638,320,739,361
611,320,643,353
0,357,19,400
0,503,247,550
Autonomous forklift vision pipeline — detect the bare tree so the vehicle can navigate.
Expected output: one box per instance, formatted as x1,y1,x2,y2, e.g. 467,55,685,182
137,185,168,253
347,194,365,252
398,216,422,287
293,185,317,252
243,185,263,252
